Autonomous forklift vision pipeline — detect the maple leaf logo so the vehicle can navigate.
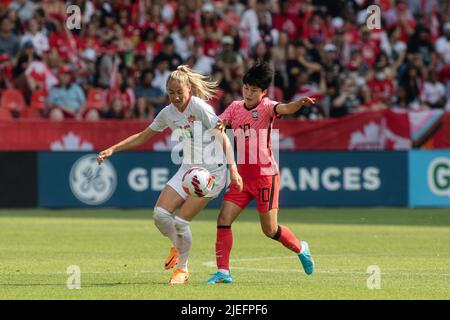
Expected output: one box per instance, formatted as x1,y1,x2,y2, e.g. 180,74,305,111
187,115,196,124
349,122,383,150
50,132,94,151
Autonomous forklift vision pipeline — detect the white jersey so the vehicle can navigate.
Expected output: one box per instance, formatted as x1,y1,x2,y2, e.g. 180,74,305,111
149,96,226,172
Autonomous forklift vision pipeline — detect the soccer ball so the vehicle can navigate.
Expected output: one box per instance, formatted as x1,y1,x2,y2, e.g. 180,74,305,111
182,167,215,197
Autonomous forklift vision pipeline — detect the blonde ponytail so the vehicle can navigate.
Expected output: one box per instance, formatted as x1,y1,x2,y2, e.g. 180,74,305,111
167,65,218,100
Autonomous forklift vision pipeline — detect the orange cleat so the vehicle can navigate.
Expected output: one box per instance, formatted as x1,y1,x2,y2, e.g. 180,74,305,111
169,268,189,285
164,246,179,270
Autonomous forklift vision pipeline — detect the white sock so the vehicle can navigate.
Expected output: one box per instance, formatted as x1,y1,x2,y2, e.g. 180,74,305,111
218,269,230,275
153,207,177,245
174,216,192,270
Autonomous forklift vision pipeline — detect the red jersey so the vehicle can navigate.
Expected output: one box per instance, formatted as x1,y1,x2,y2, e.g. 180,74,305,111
219,97,280,178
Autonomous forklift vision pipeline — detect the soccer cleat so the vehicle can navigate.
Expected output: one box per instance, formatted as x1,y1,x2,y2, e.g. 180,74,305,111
169,268,189,285
298,241,314,275
164,246,179,270
205,271,233,284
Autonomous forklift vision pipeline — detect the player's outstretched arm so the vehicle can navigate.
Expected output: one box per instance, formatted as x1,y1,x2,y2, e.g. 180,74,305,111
97,127,158,165
275,97,316,115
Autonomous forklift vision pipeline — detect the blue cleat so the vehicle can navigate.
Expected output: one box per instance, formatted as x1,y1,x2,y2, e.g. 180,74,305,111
298,241,314,275
205,271,233,284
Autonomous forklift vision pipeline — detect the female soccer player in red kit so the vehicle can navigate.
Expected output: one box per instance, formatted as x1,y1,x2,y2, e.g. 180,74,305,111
206,62,316,284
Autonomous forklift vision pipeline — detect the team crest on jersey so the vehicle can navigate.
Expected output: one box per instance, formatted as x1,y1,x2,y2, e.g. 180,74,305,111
252,110,258,120
187,114,196,123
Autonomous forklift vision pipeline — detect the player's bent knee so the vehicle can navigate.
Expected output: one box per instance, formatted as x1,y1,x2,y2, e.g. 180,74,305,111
153,206,173,234
217,213,233,226
262,226,278,238
153,206,172,219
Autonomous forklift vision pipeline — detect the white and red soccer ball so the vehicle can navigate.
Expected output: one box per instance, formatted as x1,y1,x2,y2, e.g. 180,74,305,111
182,167,215,197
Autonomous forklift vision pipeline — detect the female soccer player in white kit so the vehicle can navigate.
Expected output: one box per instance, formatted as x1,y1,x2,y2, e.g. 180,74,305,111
97,65,243,284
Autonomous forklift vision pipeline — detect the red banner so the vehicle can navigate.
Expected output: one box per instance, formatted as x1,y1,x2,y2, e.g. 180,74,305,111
0,110,448,151
274,111,385,150
0,120,171,151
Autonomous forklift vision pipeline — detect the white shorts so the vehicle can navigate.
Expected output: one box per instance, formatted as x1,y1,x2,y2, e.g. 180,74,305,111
167,164,228,200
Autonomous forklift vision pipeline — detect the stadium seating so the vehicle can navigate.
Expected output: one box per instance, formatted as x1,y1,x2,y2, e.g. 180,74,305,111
0,89,27,113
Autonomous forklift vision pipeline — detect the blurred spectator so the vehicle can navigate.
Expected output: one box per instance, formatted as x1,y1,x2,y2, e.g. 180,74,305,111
41,0,66,19
435,22,450,65
6,4,23,34
330,75,368,117
20,18,49,57
423,69,446,109
153,36,182,71
102,96,126,119
136,27,162,62
132,94,149,120
398,65,423,109
8,0,38,22
46,65,97,120
272,30,289,89
392,85,410,109
286,41,322,99
320,43,342,79
250,41,271,65
292,70,324,100
12,40,38,97
0,52,13,89
385,0,415,43
79,47,97,87
272,0,302,42
407,26,436,67
24,53,58,92
302,12,332,49
96,45,115,89
76,23,101,63
185,49,215,76
134,68,166,119
47,15,76,63
170,22,194,61
240,0,271,50
367,62,395,108
222,78,242,111
0,16,20,58
152,57,171,94
170,2,195,30
142,3,169,41
257,11,278,48
215,35,244,84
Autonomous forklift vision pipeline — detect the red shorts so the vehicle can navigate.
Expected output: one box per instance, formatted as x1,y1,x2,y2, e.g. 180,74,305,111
223,175,279,213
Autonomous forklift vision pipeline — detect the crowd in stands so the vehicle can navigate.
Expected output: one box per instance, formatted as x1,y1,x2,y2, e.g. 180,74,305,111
0,0,450,121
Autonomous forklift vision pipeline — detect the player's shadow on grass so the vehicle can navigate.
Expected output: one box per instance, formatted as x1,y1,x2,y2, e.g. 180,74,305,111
1,208,450,227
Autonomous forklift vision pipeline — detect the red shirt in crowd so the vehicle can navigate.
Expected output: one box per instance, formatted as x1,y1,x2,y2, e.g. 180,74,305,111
368,78,395,103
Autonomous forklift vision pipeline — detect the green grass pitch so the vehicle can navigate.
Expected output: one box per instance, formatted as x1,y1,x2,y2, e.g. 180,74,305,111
0,208,449,300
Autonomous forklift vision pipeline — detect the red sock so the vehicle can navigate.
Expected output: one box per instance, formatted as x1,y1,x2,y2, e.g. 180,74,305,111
273,225,302,254
216,226,233,271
